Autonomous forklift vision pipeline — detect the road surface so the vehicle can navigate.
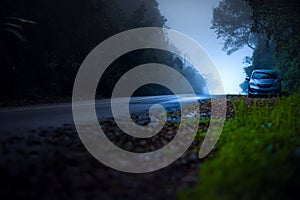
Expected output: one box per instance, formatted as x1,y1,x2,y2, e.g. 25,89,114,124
0,95,210,133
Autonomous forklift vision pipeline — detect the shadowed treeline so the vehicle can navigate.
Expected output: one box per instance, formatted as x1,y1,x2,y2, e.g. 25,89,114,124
1,0,207,102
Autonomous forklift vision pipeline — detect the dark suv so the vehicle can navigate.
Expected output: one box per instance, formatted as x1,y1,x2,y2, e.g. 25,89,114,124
246,69,282,97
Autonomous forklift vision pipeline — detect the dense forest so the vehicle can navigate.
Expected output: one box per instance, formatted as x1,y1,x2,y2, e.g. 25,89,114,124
0,0,163,100
0,0,206,102
2,0,298,100
211,0,300,94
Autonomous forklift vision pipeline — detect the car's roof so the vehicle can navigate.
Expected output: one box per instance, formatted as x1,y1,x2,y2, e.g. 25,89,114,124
252,69,276,73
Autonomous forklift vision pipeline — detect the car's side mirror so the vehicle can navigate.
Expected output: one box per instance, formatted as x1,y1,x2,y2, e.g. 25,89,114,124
246,77,250,81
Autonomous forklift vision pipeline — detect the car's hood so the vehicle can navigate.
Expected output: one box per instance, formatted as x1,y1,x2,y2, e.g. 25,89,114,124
252,79,278,84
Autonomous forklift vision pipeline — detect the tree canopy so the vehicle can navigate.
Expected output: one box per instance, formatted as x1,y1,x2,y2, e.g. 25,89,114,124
0,0,208,102
211,0,255,55
0,0,171,99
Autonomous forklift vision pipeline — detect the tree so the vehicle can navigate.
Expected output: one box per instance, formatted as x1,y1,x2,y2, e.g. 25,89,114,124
211,0,255,55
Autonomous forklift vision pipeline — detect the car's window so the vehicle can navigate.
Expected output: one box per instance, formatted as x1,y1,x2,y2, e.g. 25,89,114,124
252,72,278,79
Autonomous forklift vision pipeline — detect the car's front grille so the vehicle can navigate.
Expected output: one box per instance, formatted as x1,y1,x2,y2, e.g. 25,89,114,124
258,84,272,88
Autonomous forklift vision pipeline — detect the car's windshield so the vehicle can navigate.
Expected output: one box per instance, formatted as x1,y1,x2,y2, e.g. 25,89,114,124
252,72,278,79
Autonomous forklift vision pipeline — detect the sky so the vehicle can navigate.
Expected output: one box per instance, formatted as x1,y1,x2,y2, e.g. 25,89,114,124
156,0,253,94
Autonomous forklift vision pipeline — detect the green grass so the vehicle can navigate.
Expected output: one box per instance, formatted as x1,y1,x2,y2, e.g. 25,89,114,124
179,95,300,200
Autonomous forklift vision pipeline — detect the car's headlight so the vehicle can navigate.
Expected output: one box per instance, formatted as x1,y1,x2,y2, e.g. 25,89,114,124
250,82,257,86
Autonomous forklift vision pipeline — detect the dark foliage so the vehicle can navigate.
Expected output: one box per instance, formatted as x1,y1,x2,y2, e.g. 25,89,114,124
2,0,200,101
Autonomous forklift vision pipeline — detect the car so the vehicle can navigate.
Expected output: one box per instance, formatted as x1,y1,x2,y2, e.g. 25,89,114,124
246,69,282,97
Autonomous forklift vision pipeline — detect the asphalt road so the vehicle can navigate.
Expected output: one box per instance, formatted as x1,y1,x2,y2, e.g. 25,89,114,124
0,94,210,133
